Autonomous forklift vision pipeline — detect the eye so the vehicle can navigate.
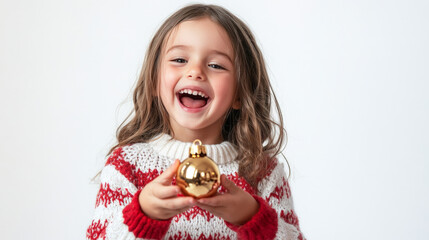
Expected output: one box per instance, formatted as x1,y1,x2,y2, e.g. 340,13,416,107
208,63,226,70
171,58,187,64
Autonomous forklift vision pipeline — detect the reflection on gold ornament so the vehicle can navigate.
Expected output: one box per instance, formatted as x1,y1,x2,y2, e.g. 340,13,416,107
176,139,220,198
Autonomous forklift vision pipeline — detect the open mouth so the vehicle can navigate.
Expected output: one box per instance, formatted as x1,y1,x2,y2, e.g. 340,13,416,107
177,89,209,109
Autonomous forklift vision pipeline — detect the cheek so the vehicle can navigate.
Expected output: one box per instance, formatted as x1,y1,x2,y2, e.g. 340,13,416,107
213,76,236,102
164,66,181,87
159,66,180,95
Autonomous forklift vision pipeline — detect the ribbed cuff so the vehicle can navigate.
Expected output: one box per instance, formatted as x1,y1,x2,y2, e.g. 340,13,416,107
225,195,278,240
122,189,172,239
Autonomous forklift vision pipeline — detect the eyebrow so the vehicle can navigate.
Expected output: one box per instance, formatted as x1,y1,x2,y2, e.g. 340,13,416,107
166,45,233,63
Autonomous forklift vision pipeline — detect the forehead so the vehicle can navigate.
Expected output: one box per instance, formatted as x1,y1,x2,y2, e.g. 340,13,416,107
163,17,234,57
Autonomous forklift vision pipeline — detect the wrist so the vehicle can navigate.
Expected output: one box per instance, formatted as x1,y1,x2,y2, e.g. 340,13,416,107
138,188,160,220
123,189,172,239
238,197,260,225
225,195,278,239
138,189,149,216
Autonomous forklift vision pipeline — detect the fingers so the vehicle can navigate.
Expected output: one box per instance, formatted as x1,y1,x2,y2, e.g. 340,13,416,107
196,197,226,217
155,159,180,184
146,197,195,220
153,185,181,199
197,194,227,207
158,205,195,220
161,196,195,211
220,174,238,193
196,175,238,207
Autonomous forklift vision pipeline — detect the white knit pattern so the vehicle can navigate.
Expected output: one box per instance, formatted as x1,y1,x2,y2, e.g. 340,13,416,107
149,134,238,165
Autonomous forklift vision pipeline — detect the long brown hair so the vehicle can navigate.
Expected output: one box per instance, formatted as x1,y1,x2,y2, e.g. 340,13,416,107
111,4,286,190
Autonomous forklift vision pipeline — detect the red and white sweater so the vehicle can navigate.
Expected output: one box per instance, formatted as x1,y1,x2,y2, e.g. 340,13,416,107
86,134,305,240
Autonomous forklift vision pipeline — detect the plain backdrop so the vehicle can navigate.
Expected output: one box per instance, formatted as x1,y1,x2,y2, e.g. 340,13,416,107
1,0,428,239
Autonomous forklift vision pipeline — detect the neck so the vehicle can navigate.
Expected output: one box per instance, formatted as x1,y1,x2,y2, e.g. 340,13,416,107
170,128,223,145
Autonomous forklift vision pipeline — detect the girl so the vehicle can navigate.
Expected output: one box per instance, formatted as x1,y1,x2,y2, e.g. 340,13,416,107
87,4,305,240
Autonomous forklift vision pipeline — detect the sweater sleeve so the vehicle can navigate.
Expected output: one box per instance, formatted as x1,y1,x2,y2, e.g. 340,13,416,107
226,159,306,240
86,147,171,240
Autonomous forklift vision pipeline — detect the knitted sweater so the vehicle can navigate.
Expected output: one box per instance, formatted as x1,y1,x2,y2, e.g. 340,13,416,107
86,134,305,240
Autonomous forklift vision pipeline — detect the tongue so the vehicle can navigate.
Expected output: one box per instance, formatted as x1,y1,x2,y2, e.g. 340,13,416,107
181,96,206,108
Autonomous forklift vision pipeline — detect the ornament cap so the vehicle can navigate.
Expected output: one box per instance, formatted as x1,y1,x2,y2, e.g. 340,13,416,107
189,139,206,157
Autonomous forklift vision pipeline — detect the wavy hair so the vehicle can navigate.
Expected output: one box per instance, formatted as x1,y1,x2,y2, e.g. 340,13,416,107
111,4,286,190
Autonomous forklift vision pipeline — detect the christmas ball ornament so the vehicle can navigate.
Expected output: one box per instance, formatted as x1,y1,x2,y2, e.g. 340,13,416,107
176,139,220,198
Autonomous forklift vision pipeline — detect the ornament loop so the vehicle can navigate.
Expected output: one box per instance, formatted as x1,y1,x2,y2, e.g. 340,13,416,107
193,139,202,146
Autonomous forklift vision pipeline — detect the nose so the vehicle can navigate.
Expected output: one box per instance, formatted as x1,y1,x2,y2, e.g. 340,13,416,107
186,62,205,81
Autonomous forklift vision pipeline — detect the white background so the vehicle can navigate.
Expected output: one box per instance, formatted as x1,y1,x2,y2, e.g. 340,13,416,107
1,0,428,239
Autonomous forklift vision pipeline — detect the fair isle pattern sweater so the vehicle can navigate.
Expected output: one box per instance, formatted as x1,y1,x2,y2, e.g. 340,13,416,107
86,134,305,240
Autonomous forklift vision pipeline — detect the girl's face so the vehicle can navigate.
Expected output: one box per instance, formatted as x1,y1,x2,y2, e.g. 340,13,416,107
158,17,239,144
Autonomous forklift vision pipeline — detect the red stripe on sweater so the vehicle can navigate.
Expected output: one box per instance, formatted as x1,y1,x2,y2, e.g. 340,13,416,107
95,183,133,208
168,232,232,240
174,206,215,222
135,168,161,188
105,147,163,189
282,209,306,240
280,209,301,230
266,177,291,203
86,219,108,240
105,147,138,185
105,147,124,166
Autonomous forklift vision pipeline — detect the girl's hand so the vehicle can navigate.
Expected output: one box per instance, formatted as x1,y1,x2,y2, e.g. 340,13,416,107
139,159,196,220
196,174,259,225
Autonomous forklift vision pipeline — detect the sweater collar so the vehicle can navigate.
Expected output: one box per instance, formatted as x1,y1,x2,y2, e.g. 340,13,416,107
149,134,237,165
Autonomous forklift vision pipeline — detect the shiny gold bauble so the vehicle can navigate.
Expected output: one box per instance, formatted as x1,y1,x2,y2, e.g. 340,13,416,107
176,139,220,198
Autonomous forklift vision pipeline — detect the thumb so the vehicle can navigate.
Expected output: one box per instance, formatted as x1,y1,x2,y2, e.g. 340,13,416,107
220,174,238,193
157,159,180,184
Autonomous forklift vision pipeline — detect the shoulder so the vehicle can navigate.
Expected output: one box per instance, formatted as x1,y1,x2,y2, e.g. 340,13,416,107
106,142,175,172
257,156,289,194
99,142,171,187
105,143,149,166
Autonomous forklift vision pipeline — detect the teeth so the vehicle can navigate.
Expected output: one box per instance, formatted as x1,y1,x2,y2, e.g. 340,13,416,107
179,89,208,98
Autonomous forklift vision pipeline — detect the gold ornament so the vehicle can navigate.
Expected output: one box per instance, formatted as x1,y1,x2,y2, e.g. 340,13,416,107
176,139,220,198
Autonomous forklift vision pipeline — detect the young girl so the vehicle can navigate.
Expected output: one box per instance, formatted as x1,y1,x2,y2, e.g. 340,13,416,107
87,4,305,240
